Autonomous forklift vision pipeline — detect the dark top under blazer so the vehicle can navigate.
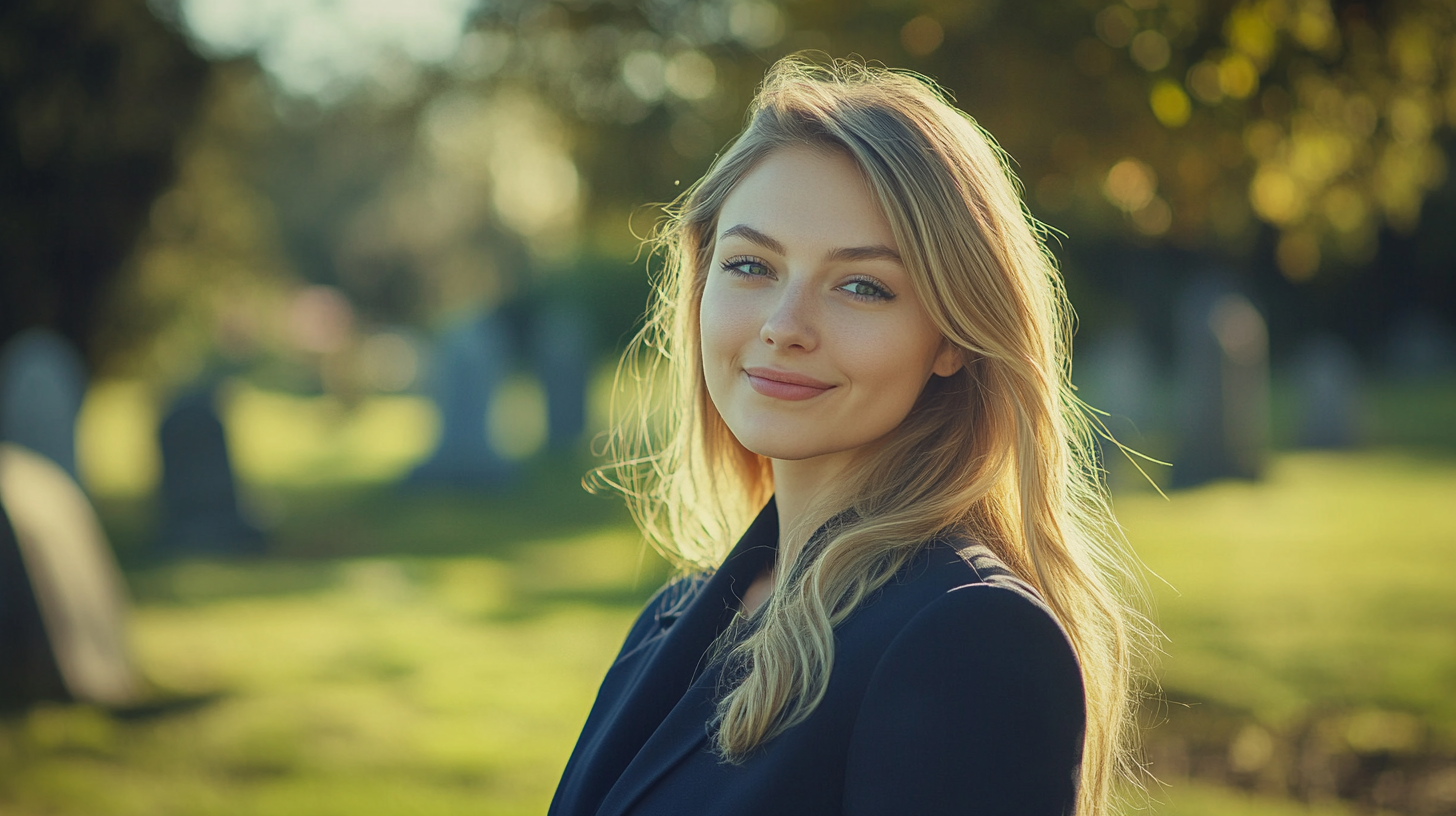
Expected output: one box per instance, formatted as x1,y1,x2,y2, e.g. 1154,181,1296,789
549,500,1086,816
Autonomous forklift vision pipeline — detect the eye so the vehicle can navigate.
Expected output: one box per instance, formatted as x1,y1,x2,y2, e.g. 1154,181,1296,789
838,277,895,302
720,256,773,279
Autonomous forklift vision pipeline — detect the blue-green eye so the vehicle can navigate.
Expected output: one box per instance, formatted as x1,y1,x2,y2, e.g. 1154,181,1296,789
839,278,894,301
721,256,772,278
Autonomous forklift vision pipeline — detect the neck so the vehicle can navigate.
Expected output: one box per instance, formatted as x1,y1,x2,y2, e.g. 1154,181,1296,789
770,451,855,569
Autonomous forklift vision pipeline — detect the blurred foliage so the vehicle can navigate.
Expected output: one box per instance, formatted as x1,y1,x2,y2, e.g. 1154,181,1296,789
6,0,1454,385
0,0,208,368
447,0,1456,278
94,64,298,387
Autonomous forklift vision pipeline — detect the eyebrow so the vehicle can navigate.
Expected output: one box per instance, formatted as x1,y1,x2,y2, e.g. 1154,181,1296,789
718,224,902,265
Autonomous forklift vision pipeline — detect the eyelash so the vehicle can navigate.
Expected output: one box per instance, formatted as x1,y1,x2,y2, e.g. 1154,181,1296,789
718,256,896,303
720,256,771,279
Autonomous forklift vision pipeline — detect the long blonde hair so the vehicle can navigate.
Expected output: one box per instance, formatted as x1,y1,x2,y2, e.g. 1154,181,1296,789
594,57,1152,815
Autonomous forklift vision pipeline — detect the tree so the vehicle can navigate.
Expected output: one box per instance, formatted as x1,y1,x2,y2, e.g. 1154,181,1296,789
0,0,209,367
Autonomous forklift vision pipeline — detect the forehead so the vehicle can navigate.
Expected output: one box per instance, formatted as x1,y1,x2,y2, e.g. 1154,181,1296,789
715,146,897,252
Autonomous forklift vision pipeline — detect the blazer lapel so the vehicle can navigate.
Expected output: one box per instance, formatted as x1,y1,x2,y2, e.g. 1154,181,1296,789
593,667,723,816
567,502,777,816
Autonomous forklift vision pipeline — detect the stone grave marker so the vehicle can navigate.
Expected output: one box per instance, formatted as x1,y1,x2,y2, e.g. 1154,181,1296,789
1075,324,1155,484
1172,278,1270,487
157,387,264,555
410,311,513,486
0,329,87,482
0,443,138,708
532,302,590,451
1295,334,1362,449
1383,310,1456,380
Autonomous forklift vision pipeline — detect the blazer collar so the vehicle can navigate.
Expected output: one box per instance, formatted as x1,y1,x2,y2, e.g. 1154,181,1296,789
591,501,865,816
590,500,779,816
568,500,776,816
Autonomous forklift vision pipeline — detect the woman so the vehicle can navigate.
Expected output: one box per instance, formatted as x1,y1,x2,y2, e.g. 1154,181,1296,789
551,57,1150,816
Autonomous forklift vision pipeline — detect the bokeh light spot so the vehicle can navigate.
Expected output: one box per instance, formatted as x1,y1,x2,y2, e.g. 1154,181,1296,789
1104,158,1158,212
288,286,355,355
901,16,945,57
728,0,785,49
1219,53,1260,99
1151,80,1192,127
1131,30,1171,72
1225,6,1276,64
1095,5,1137,49
1250,166,1306,224
360,333,420,393
1132,196,1173,236
665,51,716,101
621,51,666,103
1187,60,1223,104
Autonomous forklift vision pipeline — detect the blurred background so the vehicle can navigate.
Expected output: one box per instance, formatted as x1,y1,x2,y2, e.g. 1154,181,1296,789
1,0,1453,813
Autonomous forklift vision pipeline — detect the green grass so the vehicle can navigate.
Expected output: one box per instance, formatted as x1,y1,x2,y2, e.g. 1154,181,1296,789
1122,451,1456,740
1142,781,1359,816
2,529,661,816
2,450,1452,814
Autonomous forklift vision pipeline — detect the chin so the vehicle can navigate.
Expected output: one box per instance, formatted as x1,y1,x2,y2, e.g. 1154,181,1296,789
729,428,821,462
729,425,865,463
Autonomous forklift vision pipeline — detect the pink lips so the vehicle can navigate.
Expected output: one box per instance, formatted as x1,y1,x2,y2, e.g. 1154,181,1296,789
744,367,834,401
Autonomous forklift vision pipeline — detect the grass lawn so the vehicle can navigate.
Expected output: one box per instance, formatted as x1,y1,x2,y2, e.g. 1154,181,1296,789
1,449,1451,814
1123,450,1456,739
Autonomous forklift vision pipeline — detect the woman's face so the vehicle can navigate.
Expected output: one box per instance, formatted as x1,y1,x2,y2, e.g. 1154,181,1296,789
699,146,961,467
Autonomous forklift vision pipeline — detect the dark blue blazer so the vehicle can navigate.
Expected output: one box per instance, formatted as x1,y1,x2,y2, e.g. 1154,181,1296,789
549,500,1086,816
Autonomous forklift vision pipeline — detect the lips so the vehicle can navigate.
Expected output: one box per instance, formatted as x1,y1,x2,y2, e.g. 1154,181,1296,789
744,367,835,401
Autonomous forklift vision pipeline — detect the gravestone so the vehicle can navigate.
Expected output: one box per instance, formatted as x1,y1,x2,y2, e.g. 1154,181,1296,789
0,444,138,708
157,388,264,555
1383,310,1456,380
0,329,87,482
532,302,591,451
1075,325,1155,485
409,311,514,486
1295,334,1362,449
1172,278,1269,487
1077,324,1154,428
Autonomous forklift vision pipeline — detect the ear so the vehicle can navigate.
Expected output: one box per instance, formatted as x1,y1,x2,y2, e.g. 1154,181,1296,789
931,339,964,378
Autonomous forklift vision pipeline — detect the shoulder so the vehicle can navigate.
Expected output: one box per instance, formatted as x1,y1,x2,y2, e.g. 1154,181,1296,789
865,537,1064,639
870,539,1081,697
840,540,1085,815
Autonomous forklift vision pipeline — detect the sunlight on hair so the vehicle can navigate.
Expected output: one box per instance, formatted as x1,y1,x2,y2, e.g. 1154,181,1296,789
592,56,1161,816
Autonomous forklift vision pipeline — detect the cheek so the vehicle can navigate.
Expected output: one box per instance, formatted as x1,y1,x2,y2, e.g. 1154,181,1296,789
846,322,942,407
699,279,758,367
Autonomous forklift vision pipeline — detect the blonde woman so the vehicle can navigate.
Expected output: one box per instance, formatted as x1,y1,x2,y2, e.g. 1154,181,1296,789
551,57,1150,816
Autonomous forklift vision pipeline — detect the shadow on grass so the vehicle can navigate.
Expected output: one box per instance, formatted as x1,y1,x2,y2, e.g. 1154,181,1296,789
110,453,674,618
1144,689,1456,815
110,690,227,722
104,454,636,565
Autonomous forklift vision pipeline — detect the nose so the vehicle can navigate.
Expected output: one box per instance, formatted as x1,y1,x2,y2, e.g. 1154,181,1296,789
760,282,818,351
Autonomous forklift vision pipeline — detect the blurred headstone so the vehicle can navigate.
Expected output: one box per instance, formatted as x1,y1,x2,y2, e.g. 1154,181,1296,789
0,329,87,482
0,443,139,708
1383,310,1456,380
0,482,65,707
158,388,264,555
1172,278,1270,487
1076,324,1155,483
409,312,513,486
533,302,591,451
1295,334,1362,449
1078,324,1154,426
